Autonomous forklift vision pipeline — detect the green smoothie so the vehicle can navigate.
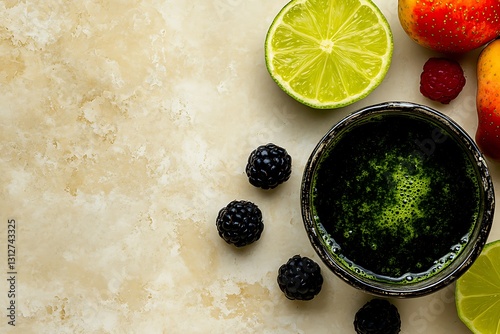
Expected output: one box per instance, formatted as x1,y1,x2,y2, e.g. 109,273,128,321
311,114,481,283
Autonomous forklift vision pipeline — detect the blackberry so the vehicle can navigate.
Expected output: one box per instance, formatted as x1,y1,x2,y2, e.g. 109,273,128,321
354,299,401,334
216,200,264,247
277,255,323,301
246,143,292,189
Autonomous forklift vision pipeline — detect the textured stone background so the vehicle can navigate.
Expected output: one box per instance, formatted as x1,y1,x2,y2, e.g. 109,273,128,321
0,0,498,333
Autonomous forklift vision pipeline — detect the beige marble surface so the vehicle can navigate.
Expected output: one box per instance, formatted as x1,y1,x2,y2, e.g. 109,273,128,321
1,0,499,333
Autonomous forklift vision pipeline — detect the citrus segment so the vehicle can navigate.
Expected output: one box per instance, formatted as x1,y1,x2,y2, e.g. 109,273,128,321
265,0,393,109
456,240,500,334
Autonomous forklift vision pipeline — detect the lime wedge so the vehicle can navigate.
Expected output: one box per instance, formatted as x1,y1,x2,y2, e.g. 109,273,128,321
456,240,500,334
265,0,393,109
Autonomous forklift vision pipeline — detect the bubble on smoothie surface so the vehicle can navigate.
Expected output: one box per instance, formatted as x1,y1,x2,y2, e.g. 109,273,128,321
374,158,431,243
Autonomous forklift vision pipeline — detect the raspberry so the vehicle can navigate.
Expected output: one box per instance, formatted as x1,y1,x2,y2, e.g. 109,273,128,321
420,57,466,104
353,299,401,334
277,255,323,301
216,200,264,247
246,143,292,189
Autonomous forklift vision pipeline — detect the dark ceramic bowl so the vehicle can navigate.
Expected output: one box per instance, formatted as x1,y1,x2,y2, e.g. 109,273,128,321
301,102,495,297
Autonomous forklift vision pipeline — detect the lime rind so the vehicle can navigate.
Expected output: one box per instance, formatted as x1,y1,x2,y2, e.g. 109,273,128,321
265,0,393,109
456,240,500,334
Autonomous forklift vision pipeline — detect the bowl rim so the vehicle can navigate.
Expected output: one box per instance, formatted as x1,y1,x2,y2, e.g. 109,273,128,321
301,101,495,298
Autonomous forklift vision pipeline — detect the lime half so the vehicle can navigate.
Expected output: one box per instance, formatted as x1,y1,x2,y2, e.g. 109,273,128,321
456,240,500,334
265,0,393,109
